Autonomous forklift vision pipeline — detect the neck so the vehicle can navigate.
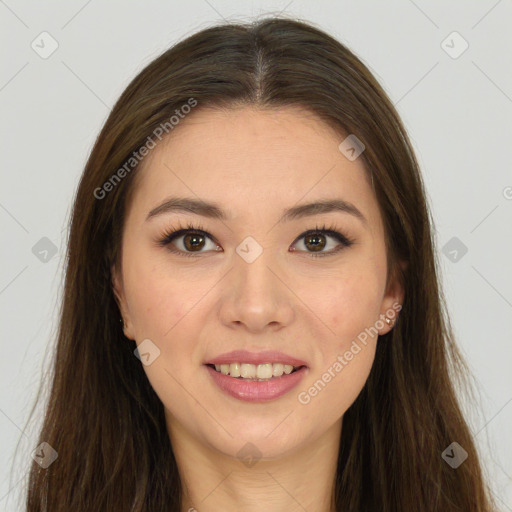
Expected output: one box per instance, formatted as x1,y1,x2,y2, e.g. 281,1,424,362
166,413,341,512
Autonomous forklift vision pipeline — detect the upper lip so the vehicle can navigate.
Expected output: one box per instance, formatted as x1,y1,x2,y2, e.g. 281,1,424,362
204,350,308,367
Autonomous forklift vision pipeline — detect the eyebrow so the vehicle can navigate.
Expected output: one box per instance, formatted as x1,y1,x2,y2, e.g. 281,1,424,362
146,196,367,225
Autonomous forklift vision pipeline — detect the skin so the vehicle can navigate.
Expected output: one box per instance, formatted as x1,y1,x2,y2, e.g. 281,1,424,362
112,105,404,512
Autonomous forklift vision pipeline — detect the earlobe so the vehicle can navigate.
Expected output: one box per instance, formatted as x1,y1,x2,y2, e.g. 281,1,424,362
378,304,401,335
379,260,407,335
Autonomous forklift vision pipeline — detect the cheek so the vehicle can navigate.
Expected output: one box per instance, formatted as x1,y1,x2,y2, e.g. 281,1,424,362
306,267,383,344
298,266,381,412
318,344,376,421
123,251,208,337
296,320,377,424
122,260,205,390
300,294,378,421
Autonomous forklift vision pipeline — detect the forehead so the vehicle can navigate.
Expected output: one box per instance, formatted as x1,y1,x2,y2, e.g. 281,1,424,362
128,106,380,229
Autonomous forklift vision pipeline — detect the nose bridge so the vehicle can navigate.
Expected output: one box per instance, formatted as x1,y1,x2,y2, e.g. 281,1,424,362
235,241,281,303
219,238,294,331
237,246,276,294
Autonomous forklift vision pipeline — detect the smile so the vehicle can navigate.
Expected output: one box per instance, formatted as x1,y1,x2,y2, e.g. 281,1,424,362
204,363,308,402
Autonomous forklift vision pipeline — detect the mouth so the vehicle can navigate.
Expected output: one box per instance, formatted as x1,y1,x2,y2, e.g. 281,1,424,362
203,350,309,402
203,361,309,402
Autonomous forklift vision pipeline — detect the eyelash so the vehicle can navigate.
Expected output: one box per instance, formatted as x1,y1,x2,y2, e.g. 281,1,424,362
156,220,355,258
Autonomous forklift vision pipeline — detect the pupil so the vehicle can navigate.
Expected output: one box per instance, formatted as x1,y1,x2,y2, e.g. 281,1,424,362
184,233,204,251
306,234,325,252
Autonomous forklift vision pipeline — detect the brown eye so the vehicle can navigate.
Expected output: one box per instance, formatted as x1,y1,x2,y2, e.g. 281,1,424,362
182,232,206,251
291,227,354,258
159,227,221,257
304,233,326,252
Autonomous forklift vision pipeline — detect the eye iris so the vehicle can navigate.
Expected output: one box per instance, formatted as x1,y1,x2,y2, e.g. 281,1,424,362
184,233,205,251
305,233,326,252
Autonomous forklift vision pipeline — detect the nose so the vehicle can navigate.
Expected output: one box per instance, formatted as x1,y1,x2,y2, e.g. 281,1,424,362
218,248,295,334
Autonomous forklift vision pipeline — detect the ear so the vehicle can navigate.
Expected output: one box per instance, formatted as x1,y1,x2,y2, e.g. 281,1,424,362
377,259,407,335
111,263,136,340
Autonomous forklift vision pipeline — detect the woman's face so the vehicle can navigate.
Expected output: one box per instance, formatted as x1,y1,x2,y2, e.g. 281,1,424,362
113,106,403,460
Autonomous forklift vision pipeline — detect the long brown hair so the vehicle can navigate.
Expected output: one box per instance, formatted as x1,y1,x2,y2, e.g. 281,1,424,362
22,16,495,511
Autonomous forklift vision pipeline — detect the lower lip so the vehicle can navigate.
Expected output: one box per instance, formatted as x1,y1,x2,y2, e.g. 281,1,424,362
204,365,308,403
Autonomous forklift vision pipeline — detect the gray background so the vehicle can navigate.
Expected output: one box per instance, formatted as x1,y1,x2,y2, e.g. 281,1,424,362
1,0,511,510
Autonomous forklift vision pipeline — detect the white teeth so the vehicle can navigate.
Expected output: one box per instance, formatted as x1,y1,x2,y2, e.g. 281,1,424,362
211,362,302,379
240,364,256,378
230,362,241,377
272,363,284,376
256,363,272,379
